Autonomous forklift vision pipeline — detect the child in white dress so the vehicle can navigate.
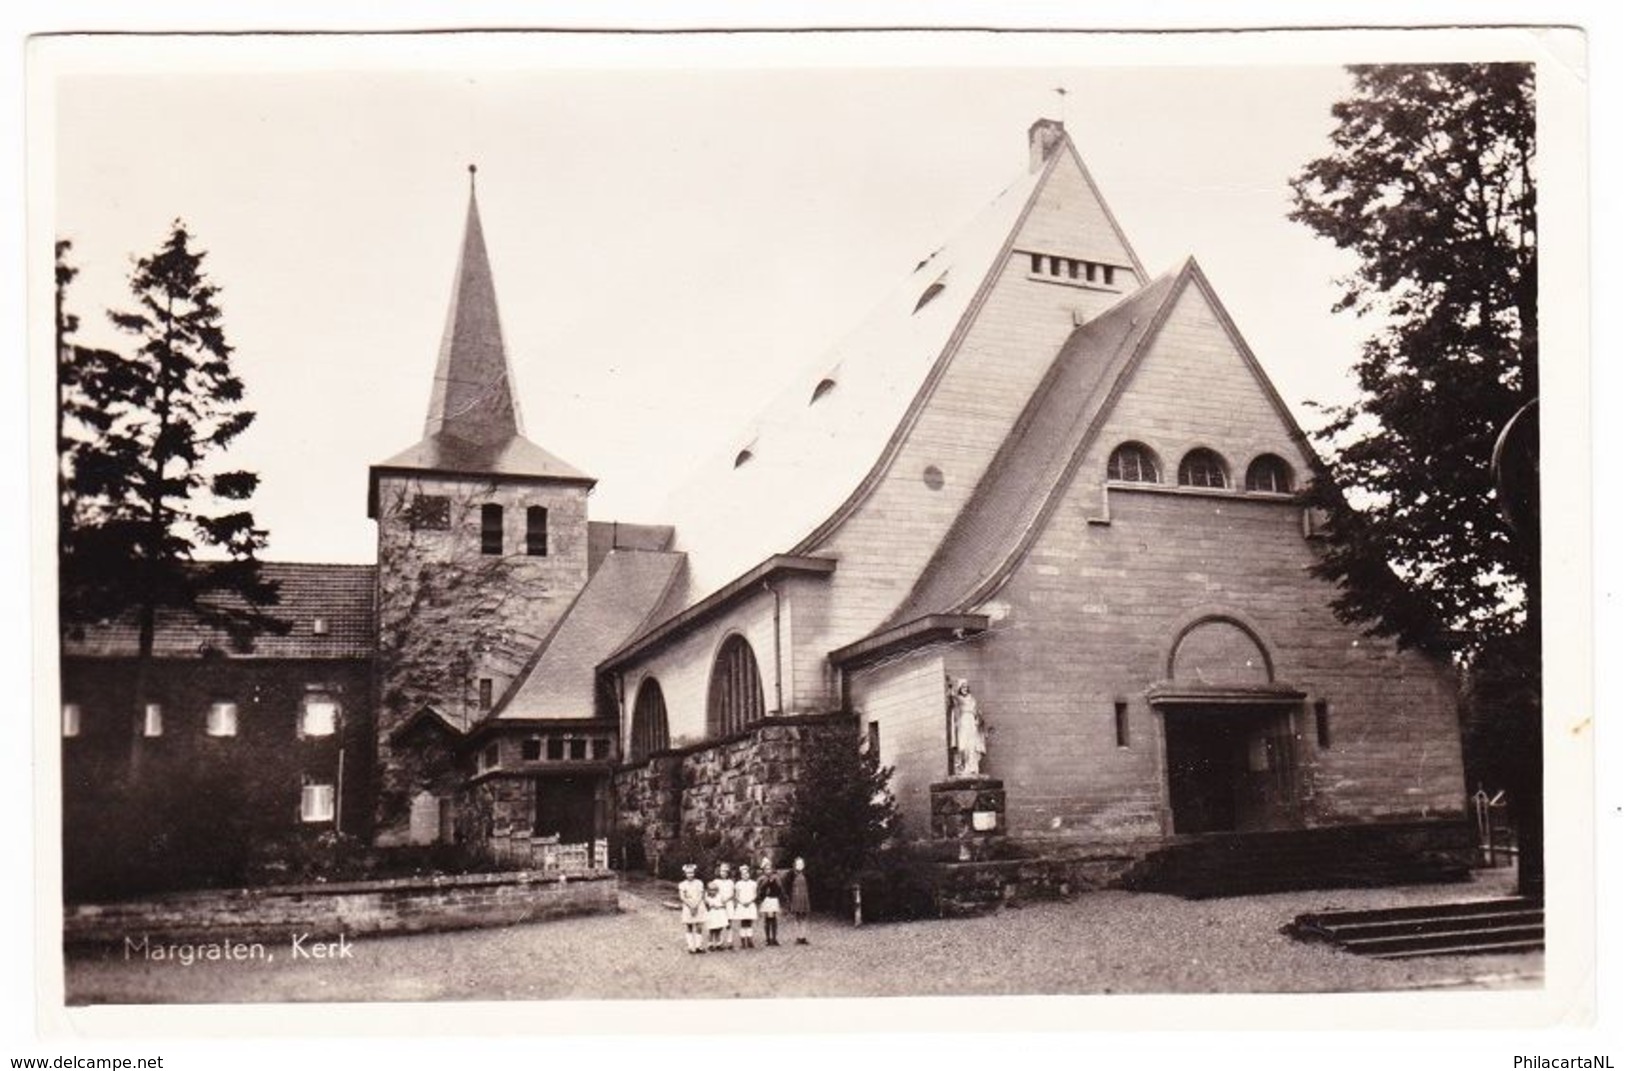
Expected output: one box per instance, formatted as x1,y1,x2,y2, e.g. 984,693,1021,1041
733,864,760,949
677,863,706,954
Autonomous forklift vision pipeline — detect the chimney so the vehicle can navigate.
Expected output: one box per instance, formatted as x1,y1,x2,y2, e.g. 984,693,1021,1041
1028,118,1066,173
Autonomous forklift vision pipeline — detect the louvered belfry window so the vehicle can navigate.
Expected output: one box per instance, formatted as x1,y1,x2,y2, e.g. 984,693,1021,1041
707,635,766,738
481,504,504,555
630,678,670,762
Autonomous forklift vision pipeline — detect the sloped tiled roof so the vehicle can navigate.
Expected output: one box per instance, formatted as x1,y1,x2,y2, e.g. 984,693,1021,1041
373,430,593,486
885,264,1188,625
491,549,686,721
61,562,376,660
650,157,1054,610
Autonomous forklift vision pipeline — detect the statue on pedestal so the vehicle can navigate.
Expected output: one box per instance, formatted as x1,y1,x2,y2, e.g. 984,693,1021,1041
947,678,988,778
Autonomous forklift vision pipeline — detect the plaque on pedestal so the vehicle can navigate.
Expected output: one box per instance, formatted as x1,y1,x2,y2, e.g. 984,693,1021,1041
929,776,1006,861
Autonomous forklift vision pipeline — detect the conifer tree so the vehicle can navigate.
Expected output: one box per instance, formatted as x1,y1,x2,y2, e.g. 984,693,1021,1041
60,221,282,659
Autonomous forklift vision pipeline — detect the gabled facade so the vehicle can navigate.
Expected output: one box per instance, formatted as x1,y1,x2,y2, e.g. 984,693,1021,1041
604,119,1467,868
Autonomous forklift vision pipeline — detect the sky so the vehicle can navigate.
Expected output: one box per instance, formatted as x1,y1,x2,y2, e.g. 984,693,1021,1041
44,35,1385,565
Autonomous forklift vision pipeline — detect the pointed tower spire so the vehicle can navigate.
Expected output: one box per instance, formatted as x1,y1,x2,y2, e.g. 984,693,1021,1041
368,166,595,519
423,164,523,446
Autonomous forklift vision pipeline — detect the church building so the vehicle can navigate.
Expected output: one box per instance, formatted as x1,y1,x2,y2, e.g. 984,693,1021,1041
60,119,1471,896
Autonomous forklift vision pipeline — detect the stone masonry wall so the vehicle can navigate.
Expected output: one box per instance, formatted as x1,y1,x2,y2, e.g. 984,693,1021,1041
373,473,590,837
974,277,1465,848
65,870,617,947
613,713,854,870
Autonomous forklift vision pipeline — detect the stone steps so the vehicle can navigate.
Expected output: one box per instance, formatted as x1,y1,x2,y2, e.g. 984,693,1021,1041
1285,898,1544,959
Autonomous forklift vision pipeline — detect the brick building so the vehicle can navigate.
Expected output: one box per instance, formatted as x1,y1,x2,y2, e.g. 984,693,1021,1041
60,119,1469,895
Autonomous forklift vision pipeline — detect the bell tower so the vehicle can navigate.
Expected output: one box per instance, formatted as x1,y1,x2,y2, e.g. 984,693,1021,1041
366,167,595,840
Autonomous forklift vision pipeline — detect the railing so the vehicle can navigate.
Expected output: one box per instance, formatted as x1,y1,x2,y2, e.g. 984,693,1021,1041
1472,788,1517,868
488,828,612,874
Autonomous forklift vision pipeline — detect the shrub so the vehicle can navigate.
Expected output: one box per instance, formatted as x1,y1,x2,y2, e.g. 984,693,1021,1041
780,726,900,913
654,829,752,882
854,840,940,922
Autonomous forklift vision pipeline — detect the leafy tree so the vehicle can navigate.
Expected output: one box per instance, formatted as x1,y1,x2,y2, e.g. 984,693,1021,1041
1289,64,1541,892
782,727,899,912
58,221,283,659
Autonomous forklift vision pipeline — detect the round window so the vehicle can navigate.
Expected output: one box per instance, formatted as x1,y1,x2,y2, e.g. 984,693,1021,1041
923,465,945,490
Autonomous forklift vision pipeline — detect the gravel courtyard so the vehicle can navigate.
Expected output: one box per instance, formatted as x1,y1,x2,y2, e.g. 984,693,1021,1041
64,871,1540,1005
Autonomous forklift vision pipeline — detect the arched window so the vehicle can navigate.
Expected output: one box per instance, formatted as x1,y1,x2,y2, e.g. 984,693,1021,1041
629,678,670,762
1107,441,1161,483
1178,448,1230,489
707,635,766,738
1245,454,1294,493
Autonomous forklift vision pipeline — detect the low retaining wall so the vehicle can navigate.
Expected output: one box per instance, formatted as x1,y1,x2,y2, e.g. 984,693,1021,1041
64,869,618,947
614,713,855,870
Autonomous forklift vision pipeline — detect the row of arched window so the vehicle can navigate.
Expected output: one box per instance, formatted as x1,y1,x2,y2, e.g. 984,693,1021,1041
626,633,767,763
1107,442,1294,494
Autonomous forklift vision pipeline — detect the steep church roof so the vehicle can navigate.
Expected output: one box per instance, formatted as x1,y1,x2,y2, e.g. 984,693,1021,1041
369,169,591,516
883,257,1318,629
649,122,1141,612
885,265,1187,625
61,562,376,660
489,548,686,721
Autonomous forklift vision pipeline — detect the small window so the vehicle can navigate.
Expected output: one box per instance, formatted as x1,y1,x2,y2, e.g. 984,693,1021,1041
409,495,451,531
1067,259,1080,280
481,742,500,771
1107,442,1161,484
547,737,565,761
592,737,610,761
1029,252,1043,273
206,702,239,738
1245,454,1295,493
810,378,836,405
300,697,339,738
1048,256,1062,277
522,738,542,761
142,703,164,738
733,448,754,469
312,616,329,636
300,783,335,823
526,506,549,556
913,276,947,313
478,678,493,712
1114,702,1129,748
568,738,587,761
1102,265,1116,286
1085,262,1098,283
1178,448,1230,489
1314,700,1331,749
481,504,504,555
62,703,81,739
867,720,881,758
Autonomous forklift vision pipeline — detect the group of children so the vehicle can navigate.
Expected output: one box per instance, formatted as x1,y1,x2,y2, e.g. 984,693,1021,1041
676,856,811,954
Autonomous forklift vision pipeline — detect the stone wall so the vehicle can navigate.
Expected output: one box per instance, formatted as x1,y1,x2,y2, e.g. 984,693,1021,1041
64,870,617,947
372,472,591,836
613,713,854,870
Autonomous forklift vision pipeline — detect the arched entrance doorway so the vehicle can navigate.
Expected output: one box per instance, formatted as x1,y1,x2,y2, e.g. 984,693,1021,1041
1152,617,1305,834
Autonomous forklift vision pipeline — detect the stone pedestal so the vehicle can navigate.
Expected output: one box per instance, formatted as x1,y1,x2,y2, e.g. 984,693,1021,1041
929,777,1006,862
